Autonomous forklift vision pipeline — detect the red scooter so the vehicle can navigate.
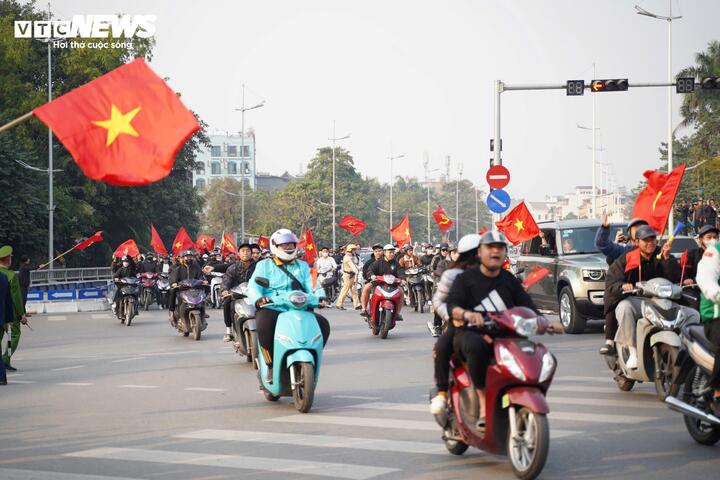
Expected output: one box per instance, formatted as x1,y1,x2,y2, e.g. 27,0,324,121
367,274,403,339
431,307,558,480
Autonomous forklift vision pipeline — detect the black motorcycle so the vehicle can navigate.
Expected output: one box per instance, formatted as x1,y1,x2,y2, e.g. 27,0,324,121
114,277,139,326
318,270,338,302
174,279,209,340
665,322,720,445
405,266,427,313
228,282,258,367
157,273,170,309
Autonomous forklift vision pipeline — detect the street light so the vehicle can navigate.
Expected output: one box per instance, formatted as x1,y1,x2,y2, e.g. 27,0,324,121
329,121,351,252
635,2,682,233
234,84,265,243
388,152,405,242
577,62,600,218
455,161,463,243
423,159,440,243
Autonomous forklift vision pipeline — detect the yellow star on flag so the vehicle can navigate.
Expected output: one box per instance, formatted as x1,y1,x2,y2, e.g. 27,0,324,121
307,244,314,251
514,218,525,232
175,241,182,248
405,228,410,236
92,104,141,146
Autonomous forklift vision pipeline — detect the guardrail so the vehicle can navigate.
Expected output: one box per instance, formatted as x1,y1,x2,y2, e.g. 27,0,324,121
30,267,113,286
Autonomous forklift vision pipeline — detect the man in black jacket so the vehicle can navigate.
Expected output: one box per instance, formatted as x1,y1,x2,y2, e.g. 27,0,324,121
168,250,204,323
220,243,256,342
604,225,699,369
360,244,384,314
111,256,137,314
362,244,405,319
18,255,35,305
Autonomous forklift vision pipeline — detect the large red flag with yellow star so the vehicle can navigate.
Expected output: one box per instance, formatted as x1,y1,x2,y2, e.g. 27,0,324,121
390,213,411,246
220,232,237,256
172,227,195,256
32,58,200,186
631,164,686,234
297,228,318,265
495,202,540,245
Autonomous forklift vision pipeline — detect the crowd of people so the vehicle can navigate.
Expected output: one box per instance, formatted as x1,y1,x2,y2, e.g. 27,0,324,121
677,199,720,234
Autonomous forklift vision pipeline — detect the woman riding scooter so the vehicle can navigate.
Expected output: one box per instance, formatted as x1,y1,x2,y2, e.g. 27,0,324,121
248,229,331,383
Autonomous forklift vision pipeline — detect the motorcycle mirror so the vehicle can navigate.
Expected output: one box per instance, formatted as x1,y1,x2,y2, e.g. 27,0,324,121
255,277,270,288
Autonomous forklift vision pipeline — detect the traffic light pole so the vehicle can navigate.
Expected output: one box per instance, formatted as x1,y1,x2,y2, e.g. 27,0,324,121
492,79,679,224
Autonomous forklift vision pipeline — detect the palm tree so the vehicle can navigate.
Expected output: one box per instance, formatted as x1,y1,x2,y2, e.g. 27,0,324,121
677,41,720,128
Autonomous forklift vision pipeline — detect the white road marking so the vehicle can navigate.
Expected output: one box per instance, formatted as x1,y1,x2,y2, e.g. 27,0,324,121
91,314,110,320
65,447,399,480
142,350,197,357
7,373,22,377
0,467,144,480
8,380,35,384
550,385,656,395
184,387,225,392
177,429,446,455
111,357,146,363
118,384,159,389
47,316,67,321
51,365,86,371
333,395,382,400
553,375,615,383
548,396,664,409
57,382,93,387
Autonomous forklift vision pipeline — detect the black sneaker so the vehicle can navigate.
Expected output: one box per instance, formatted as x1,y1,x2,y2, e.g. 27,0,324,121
396,314,404,321
599,343,616,356
360,311,369,318
4,363,17,372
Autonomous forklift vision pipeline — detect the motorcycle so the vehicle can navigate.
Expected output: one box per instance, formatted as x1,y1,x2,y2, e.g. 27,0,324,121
367,274,403,339
604,278,695,399
209,271,224,309
317,270,338,303
156,273,170,309
114,277,139,326
229,282,258,367
430,307,558,480
138,272,158,311
665,322,720,445
405,266,427,313
253,277,325,413
173,279,209,340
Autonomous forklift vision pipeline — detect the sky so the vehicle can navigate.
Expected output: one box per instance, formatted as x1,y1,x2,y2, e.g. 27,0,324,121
45,0,720,202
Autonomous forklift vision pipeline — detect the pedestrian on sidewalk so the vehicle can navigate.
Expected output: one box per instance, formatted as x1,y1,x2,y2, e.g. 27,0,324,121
0,271,11,385
18,255,36,306
0,246,27,372
335,244,360,310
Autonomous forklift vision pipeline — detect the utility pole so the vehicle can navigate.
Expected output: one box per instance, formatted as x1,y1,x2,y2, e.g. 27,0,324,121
234,85,264,243
329,121,350,252
47,2,54,268
455,160,462,243
388,152,405,242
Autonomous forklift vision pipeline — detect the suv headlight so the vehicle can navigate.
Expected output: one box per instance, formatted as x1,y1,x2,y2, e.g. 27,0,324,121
539,352,556,383
582,269,605,281
498,345,526,382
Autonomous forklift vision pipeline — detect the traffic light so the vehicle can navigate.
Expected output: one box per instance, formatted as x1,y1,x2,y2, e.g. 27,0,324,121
590,79,629,92
701,77,720,90
676,77,695,93
566,80,585,96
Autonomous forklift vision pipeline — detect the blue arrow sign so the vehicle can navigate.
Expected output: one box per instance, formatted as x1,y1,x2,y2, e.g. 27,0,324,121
486,189,511,214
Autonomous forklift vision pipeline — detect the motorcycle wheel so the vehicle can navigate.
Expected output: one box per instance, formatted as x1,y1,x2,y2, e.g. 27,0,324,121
418,289,425,314
250,331,259,369
292,362,316,413
371,321,379,336
143,291,150,311
125,299,133,326
653,344,679,400
263,387,280,402
615,375,635,392
682,366,720,445
191,311,202,341
380,310,391,339
445,438,469,455
243,330,253,363
508,408,549,480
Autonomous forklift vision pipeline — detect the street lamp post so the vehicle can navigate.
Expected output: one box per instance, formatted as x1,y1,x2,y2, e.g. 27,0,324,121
234,84,264,243
455,162,463,243
388,153,405,242
635,2,682,233
329,121,350,252
423,159,440,244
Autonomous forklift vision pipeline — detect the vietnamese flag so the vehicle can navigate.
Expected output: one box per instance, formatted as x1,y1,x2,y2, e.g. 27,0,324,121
432,206,453,233
72,231,103,251
172,227,195,256
32,58,200,186
631,164,686,234
150,224,168,255
680,248,689,284
257,235,270,250
625,248,642,275
196,234,216,253
298,229,318,265
495,202,540,245
479,226,488,235
113,239,140,259
391,213,411,246
523,266,551,290
220,232,237,256
338,215,368,237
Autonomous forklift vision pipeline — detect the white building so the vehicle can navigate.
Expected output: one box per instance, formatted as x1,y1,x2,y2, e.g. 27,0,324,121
192,132,256,190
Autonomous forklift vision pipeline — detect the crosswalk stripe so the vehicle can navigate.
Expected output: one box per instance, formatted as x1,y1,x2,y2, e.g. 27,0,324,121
176,429,446,454
47,316,67,321
344,402,657,424
52,365,86,371
118,384,159,389
548,396,664,409
185,387,225,392
65,447,399,480
550,385,656,395
0,467,143,480
57,382,93,387
553,375,615,383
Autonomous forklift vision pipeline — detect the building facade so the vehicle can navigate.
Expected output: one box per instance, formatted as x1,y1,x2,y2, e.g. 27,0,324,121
192,132,256,190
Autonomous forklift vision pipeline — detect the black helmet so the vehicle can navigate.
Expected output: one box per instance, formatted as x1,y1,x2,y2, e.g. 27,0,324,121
698,224,720,237
626,218,648,234
439,242,449,249
372,243,384,250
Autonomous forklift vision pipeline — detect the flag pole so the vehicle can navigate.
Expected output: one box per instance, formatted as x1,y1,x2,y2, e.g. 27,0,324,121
37,244,77,269
0,111,34,134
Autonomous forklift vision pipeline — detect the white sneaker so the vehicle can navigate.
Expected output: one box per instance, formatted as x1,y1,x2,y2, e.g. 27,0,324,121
430,395,447,415
626,351,638,370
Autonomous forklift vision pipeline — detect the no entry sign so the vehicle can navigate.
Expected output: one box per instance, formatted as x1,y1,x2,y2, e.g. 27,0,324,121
486,165,510,189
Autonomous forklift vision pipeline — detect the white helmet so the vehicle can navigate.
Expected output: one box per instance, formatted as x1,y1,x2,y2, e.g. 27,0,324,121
457,234,482,254
270,229,299,262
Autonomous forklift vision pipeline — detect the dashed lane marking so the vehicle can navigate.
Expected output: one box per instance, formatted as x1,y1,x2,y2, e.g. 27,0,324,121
111,357,147,363
118,384,159,389
51,365,86,371
47,316,67,321
64,447,399,480
333,395,382,400
184,387,225,392
57,382,93,386
0,467,144,480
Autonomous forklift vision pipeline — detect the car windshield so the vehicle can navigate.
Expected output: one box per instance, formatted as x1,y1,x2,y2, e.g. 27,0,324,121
559,227,602,255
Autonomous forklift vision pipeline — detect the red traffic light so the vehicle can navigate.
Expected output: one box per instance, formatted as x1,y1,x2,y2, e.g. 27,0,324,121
591,79,628,92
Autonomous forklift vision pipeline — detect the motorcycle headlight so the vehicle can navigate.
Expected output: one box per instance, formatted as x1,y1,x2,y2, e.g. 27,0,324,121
643,302,664,328
539,352,556,383
384,275,396,283
289,292,307,307
511,314,538,337
277,334,293,346
498,345,526,382
582,269,605,282
655,284,673,298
